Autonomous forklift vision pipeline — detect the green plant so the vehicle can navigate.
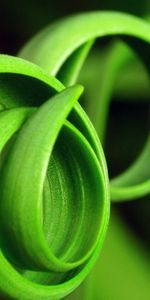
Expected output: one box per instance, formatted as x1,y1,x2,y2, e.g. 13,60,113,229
0,11,149,300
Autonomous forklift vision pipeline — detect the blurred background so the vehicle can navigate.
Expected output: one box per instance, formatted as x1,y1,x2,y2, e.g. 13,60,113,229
0,1,150,299
0,0,149,55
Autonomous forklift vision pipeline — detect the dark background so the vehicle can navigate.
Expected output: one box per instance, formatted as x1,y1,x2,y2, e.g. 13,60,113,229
0,0,148,54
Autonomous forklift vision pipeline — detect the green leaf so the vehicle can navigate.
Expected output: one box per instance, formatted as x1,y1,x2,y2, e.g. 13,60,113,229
20,11,150,201
0,10,150,300
0,79,109,299
20,11,150,76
